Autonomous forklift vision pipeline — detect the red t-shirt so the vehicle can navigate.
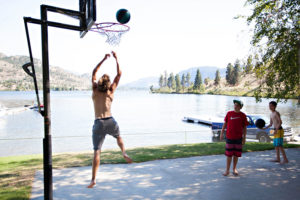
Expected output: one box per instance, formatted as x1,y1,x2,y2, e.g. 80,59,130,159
224,111,248,139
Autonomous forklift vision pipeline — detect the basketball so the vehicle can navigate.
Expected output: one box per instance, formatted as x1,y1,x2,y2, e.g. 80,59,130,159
116,9,131,24
255,119,266,129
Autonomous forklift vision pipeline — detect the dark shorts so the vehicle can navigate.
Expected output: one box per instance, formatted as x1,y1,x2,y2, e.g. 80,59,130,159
92,117,120,151
225,138,243,157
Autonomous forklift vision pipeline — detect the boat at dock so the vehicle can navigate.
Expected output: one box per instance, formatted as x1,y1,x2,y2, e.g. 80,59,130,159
183,115,295,142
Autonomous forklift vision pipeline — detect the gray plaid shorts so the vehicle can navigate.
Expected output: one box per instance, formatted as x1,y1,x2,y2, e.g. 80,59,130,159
92,117,120,151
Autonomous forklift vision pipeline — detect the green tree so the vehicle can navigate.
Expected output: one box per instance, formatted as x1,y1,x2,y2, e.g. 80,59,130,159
181,74,186,92
150,85,154,92
186,72,191,87
245,55,253,74
175,74,181,92
214,69,221,85
167,73,176,90
193,69,202,90
159,75,163,88
167,74,172,88
232,60,241,85
171,73,176,90
226,63,234,85
244,0,300,102
164,71,168,87
204,77,210,86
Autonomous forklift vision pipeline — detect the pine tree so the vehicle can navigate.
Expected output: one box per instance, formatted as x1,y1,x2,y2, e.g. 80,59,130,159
159,75,163,88
193,69,202,90
175,74,181,92
199,71,202,86
167,74,172,88
167,73,176,90
214,69,221,85
245,55,253,74
181,74,186,92
186,72,191,88
150,85,154,92
204,77,210,86
233,60,241,85
171,73,176,90
163,71,168,87
226,63,234,85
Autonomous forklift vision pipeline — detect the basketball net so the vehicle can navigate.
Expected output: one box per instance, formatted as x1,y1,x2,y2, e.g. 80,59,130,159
90,22,130,46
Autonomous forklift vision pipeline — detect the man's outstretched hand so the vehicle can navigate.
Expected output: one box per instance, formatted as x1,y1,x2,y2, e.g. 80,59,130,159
104,53,110,60
111,51,117,59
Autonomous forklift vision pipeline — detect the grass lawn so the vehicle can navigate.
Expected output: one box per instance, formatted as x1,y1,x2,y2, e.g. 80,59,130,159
0,142,299,200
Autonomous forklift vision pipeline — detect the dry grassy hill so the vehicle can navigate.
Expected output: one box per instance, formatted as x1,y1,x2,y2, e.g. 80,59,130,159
204,73,261,96
0,53,90,91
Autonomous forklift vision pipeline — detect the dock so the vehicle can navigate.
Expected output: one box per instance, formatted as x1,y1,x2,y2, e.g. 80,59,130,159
183,115,223,126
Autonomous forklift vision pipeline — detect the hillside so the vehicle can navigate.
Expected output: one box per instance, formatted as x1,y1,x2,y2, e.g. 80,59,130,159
122,66,226,89
0,53,90,91
204,73,260,96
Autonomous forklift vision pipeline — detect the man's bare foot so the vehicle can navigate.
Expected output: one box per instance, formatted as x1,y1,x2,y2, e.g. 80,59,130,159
281,160,289,164
233,170,239,176
123,153,133,163
223,171,230,176
270,159,280,162
87,181,96,188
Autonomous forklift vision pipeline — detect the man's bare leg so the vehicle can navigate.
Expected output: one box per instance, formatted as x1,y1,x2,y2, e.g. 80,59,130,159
223,156,232,176
87,150,100,188
117,136,133,163
232,156,239,176
279,147,288,164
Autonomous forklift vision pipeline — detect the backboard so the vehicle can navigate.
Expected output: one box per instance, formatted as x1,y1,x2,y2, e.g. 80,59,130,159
80,0,96,38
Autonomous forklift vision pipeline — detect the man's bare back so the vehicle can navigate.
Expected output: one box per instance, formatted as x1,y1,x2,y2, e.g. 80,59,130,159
91,52,121,119
92,90,114,119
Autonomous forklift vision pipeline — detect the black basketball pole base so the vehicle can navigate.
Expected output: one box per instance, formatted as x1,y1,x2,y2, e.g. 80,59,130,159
41,5,53,200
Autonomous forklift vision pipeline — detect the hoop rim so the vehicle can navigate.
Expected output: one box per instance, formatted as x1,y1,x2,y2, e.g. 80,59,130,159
90,22,130,33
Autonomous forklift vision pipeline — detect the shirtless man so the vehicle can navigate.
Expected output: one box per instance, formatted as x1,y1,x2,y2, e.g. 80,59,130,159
264,101,288,164
87,51,132,188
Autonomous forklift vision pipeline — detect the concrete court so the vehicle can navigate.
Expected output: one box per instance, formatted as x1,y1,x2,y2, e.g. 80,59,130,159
31,148,300,200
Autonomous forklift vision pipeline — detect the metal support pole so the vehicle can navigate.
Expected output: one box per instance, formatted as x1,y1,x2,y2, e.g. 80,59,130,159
41,5,53,200
23,18,42,114
23,3,93,199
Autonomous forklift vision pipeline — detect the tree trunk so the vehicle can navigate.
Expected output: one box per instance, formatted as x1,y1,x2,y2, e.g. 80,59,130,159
298,41,300,104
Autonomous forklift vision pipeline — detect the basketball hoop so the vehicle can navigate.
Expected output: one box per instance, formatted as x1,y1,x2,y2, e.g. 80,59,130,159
90,22,130,46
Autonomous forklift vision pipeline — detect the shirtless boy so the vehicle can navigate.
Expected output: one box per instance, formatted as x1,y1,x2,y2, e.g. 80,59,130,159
264,101,288,164
87,52,132,188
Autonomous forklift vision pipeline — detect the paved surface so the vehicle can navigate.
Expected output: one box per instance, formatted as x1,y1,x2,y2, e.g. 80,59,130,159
31,149,300,200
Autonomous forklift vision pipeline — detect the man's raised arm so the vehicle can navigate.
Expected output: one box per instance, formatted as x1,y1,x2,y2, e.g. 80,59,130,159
92,54,110,89
111,51,122,92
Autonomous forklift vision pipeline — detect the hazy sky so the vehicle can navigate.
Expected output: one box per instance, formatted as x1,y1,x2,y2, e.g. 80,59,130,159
0,0,253,84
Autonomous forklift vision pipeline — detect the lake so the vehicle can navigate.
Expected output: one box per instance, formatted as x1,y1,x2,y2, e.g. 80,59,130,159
0,90,299,157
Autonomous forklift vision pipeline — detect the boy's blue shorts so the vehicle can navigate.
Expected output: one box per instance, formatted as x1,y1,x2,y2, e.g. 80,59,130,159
273,138,283,147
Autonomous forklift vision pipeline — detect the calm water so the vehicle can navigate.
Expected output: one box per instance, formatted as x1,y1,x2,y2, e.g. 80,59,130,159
0,90,299,157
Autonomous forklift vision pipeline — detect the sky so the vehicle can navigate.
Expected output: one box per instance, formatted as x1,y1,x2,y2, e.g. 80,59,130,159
0,0,253,84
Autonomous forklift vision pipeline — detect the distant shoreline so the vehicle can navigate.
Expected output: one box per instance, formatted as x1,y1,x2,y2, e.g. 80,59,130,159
150,90,299,100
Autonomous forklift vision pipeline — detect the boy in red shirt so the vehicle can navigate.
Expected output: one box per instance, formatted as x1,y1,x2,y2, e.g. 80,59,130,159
220,100,248,176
